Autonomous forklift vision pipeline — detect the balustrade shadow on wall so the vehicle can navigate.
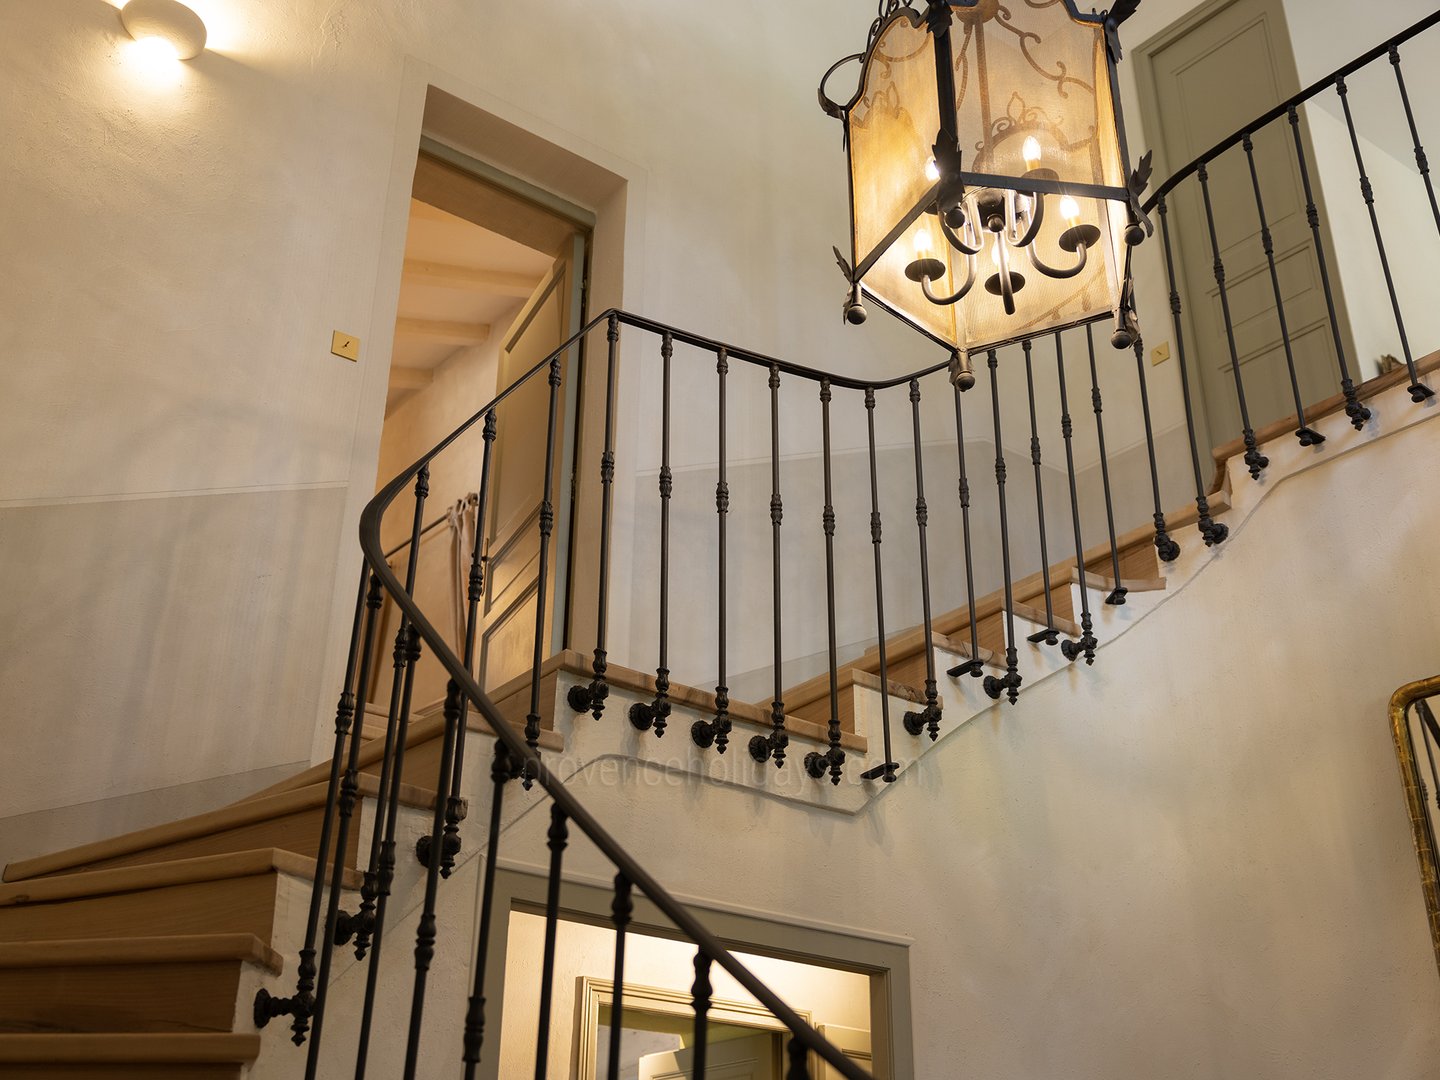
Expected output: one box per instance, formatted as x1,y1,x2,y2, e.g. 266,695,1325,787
255,11,1440,1079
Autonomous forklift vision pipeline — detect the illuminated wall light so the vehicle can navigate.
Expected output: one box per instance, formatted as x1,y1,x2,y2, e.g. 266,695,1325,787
120,0,208,61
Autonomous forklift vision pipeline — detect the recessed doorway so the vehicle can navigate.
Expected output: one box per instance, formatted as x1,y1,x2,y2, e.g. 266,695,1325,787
368,145,591,714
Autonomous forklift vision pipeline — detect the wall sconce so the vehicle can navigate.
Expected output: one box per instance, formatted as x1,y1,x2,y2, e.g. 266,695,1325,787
121,0,208,60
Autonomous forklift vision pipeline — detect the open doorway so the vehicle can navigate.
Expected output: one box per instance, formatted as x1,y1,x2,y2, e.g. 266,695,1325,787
368,147,591,714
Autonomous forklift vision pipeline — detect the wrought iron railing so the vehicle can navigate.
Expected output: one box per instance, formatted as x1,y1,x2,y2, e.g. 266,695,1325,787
252,12,1440,1080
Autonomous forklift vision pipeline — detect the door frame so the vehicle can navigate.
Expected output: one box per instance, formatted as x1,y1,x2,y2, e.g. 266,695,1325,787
479,867,914,1080
1130,0,1357,457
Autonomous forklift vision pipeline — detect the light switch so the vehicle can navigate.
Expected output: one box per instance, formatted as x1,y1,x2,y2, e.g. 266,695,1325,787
1151,342,1171,366
331,331,360,362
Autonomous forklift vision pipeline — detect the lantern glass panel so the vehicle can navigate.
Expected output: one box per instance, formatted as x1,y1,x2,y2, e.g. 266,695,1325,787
849,15,940,274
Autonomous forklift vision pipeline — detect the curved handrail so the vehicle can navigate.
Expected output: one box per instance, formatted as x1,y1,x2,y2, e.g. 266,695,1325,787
1143,8,1440,212
1389,674,1440,985
360,310,876,1079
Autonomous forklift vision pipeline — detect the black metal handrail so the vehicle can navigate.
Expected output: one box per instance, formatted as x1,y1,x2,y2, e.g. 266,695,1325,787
1142,8,1440,211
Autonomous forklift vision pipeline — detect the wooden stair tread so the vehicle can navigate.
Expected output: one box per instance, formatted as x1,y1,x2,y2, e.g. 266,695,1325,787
1064,566,1167,594
0,1031,261,1064
4,775,452,884
773,662,927,715
0,848,358,909
0,933,282,975
1010,601,1082,640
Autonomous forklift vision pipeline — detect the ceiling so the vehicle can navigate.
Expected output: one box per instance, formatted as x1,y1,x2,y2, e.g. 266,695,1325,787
387,198,553,414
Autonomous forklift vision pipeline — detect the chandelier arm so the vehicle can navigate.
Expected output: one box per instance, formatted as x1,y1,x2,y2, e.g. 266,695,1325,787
1028,241,1088,281
920,255,977,306
1013,192,1046,249
940,216,983,257
995,240,1018,316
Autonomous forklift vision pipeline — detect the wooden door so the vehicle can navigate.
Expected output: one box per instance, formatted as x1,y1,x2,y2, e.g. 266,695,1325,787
639,1032,781,1080
478,235,584,692
1139,0,1355,452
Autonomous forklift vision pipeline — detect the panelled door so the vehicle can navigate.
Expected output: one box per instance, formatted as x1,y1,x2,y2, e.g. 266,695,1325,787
1139,0,1356,451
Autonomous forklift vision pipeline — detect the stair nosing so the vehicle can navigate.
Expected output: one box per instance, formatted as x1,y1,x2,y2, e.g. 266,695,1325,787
0,1031,262,1064
0,932,283,974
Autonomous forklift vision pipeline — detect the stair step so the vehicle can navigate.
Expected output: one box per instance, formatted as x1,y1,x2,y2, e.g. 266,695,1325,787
1065,566,1166,596
0,848,355,945
786,667,927,731
3,775,451,883
1010,601,1083,641
0,1032,258,1078
0,934,279,1035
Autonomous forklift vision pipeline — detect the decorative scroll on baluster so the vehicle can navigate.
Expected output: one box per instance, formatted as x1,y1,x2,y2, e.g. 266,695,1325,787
1083,325,1130,601
902,378,942,741
254,567,375,1046
751,364,790,766
569,314,621,718
1286,106,1370,430
691,953,714,1079
401,681,463,1080
1198,161,1269,479
983,350,1023,703
805,379,846,785
946,374,986,680
693,348,732,753
606,875,633,1080
533,804,570,1080
1156,198,1229,547
461,741,516,1080
1021,339,1060,647
858,388,899,783
1243,132,1325,446
1053,332,1098,665
1130,339,1182,562
1336,77,1433,403
631,333,674,738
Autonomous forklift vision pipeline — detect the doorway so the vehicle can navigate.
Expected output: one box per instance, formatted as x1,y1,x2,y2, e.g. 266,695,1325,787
369,146,591,713
1134,0,1357,453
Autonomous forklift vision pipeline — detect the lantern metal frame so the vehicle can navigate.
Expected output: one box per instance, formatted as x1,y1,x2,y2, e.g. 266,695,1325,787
820,0,1151,370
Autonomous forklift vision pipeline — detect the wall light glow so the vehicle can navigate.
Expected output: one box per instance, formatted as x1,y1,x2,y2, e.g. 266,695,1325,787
120,0,207,60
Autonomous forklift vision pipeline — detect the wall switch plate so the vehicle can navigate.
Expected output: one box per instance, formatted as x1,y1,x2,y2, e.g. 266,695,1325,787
1151,342,1171,366
331,331,361,362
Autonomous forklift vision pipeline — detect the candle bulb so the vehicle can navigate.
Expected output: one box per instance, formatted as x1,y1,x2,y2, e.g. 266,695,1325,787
1023,136,1043,171
1059,195,1082,226
925,157,941,183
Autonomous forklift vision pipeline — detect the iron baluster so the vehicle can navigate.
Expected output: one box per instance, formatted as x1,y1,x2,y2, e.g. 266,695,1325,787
434,409,498,875
1420,702,1440,818
1054,333,1098,665
337,465,432,961
805,379,846,784
353,622,423,1080
1391,45,1440,242
1021,338,1060,646
1286,105,1369,429
786,1038,812,1080
693,349,732,753
255,567,370,1044
750,365,790,765
401,681,463,1080
1131,339,1183,562
1083,325,1133,600
945,375,986,680
606,874,633,1080
1336,77,1434,403
461,741,515,1080
858,388,899,783
1157,197,1230,547
534,804,570,1080
1198,162,1269,479
631,333,674,737
1243,132,1325,445
691,953,714,1079
902,378,942,741
568,315,621,718
293,573,384,1078
983,351,1023,703
519,358,564,789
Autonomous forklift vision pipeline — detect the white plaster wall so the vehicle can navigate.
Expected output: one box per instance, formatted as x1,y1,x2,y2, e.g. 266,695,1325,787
0,0,1417,855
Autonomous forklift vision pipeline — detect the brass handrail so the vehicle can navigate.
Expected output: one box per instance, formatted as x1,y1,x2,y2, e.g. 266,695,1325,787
1389,674,1440,983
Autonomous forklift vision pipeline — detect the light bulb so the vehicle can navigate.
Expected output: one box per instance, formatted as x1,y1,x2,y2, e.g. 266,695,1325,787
1023,136,1043,171
1059,195,1082,226
914,229,933,257
131,35,181,64
925,158,941,183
